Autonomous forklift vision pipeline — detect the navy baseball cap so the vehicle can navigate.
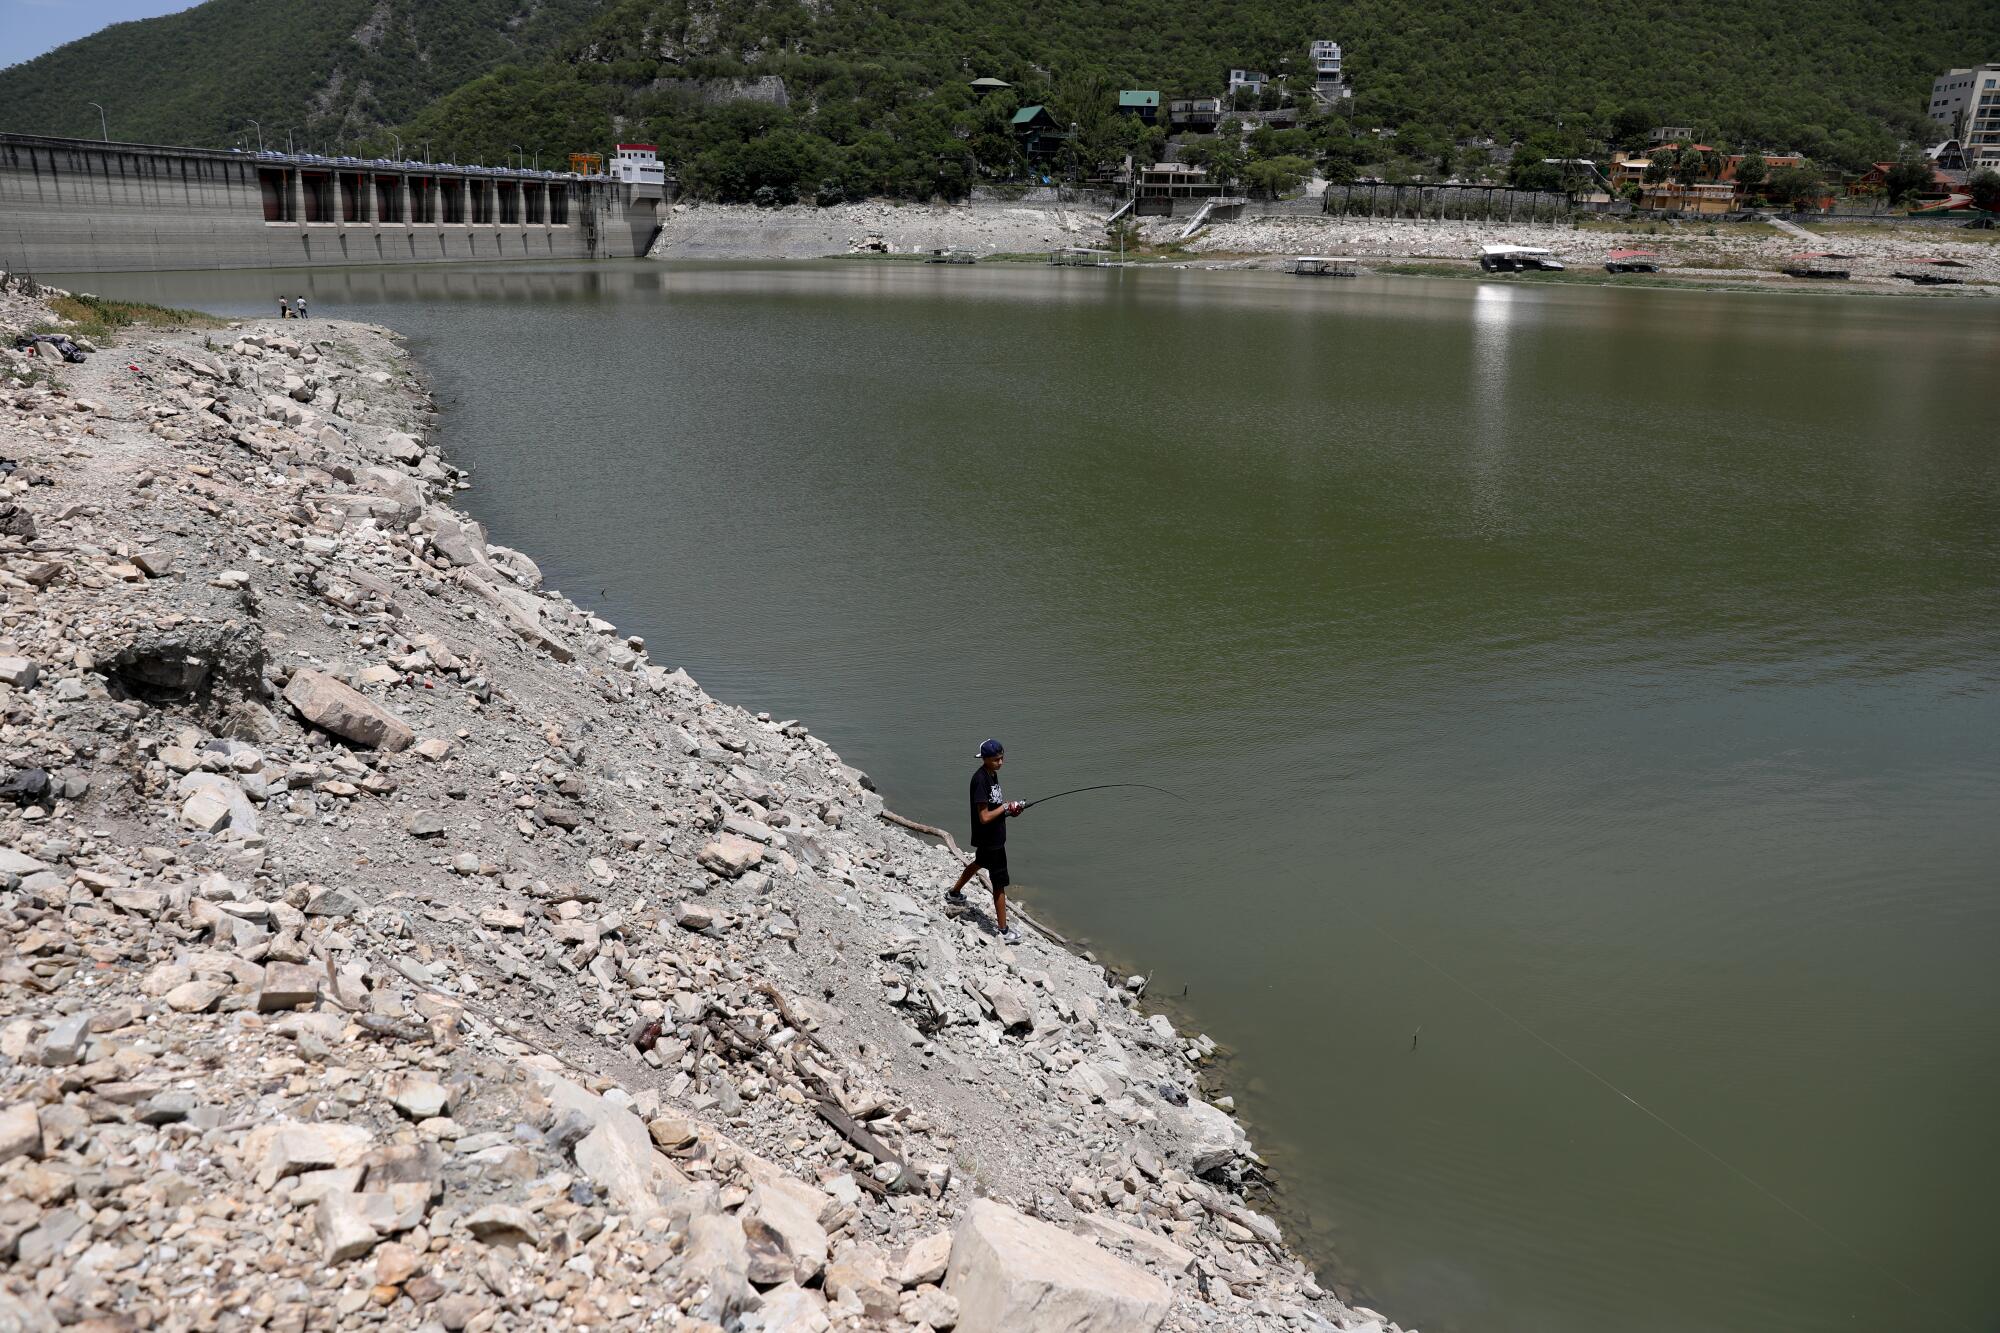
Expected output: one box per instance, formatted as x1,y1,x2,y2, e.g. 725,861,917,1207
977,739,1004,758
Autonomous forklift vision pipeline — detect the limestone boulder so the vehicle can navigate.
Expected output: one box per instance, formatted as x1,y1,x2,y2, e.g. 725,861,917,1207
176,772,258,836
697,833,764,878
684,1213,753,1321
284,669,415,752
462,574,574,662
419,508,491,573
356,467,424,525
257,961,323,1012
0,1103,41,1164
978,980,1034,1032
465,1204,540,1247
1164,1097,1250,1175
530,1068,689,1216
825,1242,899,1321
756,1282,832,1332
254,1121,376,1189
745,1173,832,1284
895,1229,952,1287
316,1193,382,1263
1072,1214,1196,1274
376,431,424,465
944,1198,1170,1333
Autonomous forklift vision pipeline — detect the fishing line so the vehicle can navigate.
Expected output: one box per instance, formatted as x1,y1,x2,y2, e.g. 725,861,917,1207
1356,911,1967,1329
1021,782,1186,810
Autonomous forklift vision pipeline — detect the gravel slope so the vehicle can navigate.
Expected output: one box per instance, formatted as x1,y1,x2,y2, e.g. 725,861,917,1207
0,277,1390,1333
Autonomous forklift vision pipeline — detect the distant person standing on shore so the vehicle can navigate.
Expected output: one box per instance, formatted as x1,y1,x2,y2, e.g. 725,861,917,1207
277,297,291,319
296,295,308,320
946,739,1026,942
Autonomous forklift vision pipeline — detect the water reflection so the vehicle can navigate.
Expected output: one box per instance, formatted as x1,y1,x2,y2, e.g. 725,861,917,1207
1467,285,1517,536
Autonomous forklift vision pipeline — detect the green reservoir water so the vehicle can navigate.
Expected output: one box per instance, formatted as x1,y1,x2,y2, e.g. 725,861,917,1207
69,261,2000,1333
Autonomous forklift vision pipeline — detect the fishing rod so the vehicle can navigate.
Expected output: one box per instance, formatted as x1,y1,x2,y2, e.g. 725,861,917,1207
1021,782,1186,810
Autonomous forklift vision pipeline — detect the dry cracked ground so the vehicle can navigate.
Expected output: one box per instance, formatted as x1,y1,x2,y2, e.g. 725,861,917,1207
0,274,1399,1333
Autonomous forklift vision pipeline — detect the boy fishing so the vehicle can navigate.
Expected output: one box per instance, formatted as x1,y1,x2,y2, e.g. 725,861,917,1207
946,738,1026,943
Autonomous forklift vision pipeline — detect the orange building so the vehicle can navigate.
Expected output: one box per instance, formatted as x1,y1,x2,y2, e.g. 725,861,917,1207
1716,152,1803,183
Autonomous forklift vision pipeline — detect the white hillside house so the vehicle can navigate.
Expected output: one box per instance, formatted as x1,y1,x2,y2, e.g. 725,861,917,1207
1310,40,1352,102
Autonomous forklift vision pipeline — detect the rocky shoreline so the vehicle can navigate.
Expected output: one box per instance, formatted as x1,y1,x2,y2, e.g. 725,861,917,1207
651,200,1101,261
650,200,1999,295
0,277,1394,1333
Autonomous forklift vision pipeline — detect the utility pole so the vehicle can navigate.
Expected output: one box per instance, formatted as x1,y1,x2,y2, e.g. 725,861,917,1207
511,144,525,171
247,120,263,152
390,132,402,161
87,102,108,141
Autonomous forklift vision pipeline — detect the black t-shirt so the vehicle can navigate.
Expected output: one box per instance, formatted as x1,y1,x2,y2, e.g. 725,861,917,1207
970,766,1006,848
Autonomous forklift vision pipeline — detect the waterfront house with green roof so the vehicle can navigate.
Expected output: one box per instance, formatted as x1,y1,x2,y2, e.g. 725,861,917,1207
1117,90,1162,126
1011,105,1067,161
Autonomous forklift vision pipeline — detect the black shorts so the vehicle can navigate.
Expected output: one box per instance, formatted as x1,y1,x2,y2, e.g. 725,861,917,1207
973,844,1010,890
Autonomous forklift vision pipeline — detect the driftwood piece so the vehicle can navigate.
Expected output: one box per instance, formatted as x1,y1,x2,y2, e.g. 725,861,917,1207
701,1014,763,1058
812,1096,911,1193
878,809,963,857
1012,905,1070,946
755,981,834,1059
879,811,1071,946
1187,1182,1287,1256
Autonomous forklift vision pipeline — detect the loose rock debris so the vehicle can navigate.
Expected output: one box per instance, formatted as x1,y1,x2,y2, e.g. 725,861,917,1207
0,272,1393,1333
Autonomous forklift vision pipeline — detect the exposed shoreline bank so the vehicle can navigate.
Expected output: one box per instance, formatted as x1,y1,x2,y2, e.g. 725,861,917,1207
650,199,2000,297
0,278,1391,1332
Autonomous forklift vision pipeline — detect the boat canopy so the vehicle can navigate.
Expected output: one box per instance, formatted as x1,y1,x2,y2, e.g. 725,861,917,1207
1480,243,1553,257
1605,248,1660,259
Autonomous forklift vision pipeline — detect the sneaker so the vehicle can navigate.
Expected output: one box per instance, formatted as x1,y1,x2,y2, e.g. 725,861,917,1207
1001,927,1022,945
945,889,967,906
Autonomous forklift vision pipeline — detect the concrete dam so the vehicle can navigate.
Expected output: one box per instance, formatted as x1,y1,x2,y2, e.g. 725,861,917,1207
0,133,671,274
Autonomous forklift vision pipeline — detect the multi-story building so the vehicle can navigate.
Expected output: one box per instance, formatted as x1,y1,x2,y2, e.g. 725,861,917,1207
1168,98,1223,131
1226,69,1268,98
1969,70,2000,169
1928,64,2000,167
1309,41,1351,101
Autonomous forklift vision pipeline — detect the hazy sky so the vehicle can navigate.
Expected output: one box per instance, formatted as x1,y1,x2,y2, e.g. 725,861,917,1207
0,0,200,69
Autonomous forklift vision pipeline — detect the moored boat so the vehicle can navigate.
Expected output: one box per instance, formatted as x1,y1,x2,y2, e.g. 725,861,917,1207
1287,255,1358,277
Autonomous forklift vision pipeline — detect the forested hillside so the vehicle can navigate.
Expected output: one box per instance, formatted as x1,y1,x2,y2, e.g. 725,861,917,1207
0,0,609,150
2,0,1994,201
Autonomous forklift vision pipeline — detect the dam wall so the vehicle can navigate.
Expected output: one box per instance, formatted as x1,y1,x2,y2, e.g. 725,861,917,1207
0,133,668,274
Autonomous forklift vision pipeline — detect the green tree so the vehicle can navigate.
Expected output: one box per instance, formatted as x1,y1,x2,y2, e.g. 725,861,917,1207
1052,72,1117,179
1243,154,1312,197
1732,151,1769,199
1177,135,1246,190
1767,163,1826,209
1668,142,1716,190
1970,168,2000,212
1883,154,1931,205
1609,104,1659,148
1508,156,1564,191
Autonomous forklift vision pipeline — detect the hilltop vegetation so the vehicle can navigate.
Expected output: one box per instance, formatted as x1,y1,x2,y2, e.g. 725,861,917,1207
2,0,1995,199
0,0,608,150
